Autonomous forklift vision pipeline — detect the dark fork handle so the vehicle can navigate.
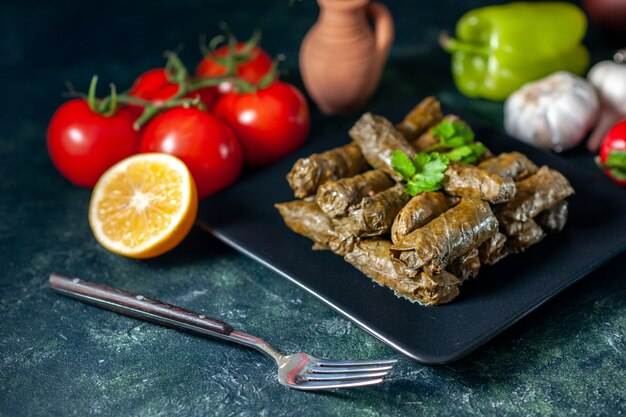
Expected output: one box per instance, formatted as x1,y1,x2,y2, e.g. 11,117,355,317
49,272,233,336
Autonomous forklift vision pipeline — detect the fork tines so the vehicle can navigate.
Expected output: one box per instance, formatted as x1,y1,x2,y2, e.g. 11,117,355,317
299,359,397,390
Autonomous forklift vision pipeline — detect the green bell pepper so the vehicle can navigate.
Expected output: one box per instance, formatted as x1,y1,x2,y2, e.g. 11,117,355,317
441,2,589,101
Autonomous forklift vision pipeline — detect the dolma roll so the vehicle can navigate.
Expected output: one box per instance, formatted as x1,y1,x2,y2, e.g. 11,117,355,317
497,166,574,222
390,198,499,274
536,200,569,233
337,183,410,238
506,219,546,253
500,218,526,237
316,169,394,218
286,142,370,198
478,151,538,181
479,232,509,265
274,200,355,256
391,192,458,244
396,96,444,141
344,239,461,306
449,247,481,282
349,113,417,178
443,163,516,204
410,270,461,306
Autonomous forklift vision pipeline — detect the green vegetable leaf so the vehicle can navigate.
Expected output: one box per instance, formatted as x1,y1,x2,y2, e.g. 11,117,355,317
406,177,441,195
392,150,450,196
415,152,449,176
598,150,626,180
391,150,416,180
606,150,626,169
444,146,473,162
393,119,482,196
430,120,455,139
445,142,486,164
608,168,626,181
431,120,475,149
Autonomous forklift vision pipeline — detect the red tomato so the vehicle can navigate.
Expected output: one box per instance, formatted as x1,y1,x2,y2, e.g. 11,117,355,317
150,83,181,105
47,99,143,188
129,68,172,101
130,68,218,111
214,82,310,166
195,42,273,96
598,120,626,187
185,87,219,112
140,107,243,199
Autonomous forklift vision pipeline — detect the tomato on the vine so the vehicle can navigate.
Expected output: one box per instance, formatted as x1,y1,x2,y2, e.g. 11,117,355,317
196,41,273,96
214,81,310,166
140,107,243,199
47,99,143,188
184,87,219,111
129,68,218,110
598,120,626,187
129,68,173,101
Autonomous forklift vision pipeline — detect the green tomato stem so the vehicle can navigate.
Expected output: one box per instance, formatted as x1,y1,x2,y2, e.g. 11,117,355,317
164,51,188,84
220,22,238,75
208,34,226,53
256,54,282,90
87,75,99,113
192,76,256,94
102,84,118,117
115,95,152,106
132,96,203,131
241,30,261,55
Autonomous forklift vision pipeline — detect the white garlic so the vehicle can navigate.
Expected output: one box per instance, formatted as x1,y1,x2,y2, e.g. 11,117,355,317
586,58,626,151
504,71,599,152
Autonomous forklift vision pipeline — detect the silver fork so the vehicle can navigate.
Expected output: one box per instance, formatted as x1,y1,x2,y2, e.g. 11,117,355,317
49,273,397,390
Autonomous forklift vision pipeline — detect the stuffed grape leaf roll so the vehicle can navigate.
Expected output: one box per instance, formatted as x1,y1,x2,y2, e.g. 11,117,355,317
536,200,569,233
337,183,410,238
391,192,458,244
274,200,355,256
390,198,499,274
349,113,417,178
286,142,369,198
396,96,444,141
316,169,394,218
344,239,461,306
478,151,538,181
442,163,516,204
449,248,481,282
506,219,546,253
479,232,509,265
496,166,574,222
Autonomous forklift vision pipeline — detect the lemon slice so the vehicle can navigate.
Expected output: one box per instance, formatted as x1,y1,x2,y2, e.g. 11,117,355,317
89,153,198,259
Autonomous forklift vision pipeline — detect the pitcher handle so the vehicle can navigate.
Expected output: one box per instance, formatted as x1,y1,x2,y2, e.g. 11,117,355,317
367,1,394,64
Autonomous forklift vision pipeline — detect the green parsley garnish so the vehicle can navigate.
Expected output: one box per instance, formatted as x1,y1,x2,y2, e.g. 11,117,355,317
392,119,485,196
391,150,449,196
427,119,485,164
444,142,486,164
430,119,475,148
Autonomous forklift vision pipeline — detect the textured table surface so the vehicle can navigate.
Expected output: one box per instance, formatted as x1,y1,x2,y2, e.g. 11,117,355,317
1,0,625,416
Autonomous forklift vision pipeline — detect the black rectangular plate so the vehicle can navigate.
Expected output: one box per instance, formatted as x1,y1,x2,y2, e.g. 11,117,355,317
198,99,626,364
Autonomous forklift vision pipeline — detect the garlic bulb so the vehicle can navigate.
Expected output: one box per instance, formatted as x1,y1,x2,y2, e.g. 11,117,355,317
586,57,626,151
504,71,599,152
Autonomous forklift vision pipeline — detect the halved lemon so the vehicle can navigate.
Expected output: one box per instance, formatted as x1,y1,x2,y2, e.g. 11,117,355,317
89,153,198,259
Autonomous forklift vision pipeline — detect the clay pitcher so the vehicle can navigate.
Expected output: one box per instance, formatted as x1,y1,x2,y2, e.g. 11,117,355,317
299,0,394,115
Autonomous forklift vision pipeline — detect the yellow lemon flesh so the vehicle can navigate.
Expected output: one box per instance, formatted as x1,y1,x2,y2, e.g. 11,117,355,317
89,153,198,259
